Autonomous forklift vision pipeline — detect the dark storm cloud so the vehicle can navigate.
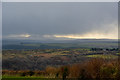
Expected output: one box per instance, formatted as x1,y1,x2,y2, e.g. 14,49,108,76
2,2,118,39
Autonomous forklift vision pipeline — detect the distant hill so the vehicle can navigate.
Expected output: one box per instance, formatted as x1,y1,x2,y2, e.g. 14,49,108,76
2,39,118,49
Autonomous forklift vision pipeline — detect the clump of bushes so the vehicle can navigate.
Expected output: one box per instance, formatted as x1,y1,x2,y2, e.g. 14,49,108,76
44,58,119,79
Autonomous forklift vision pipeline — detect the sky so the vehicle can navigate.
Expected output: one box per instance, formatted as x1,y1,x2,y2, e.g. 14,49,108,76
2,2,118,40
2,0,119,2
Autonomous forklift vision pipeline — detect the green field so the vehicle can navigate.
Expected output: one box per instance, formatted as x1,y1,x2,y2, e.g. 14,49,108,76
2,75,44,78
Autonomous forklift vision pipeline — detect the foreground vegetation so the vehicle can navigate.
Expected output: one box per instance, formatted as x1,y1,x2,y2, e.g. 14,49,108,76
2,58,120,79
2,47,119,79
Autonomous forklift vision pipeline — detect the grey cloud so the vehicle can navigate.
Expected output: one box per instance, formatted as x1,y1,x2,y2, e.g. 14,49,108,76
2,2,118,39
